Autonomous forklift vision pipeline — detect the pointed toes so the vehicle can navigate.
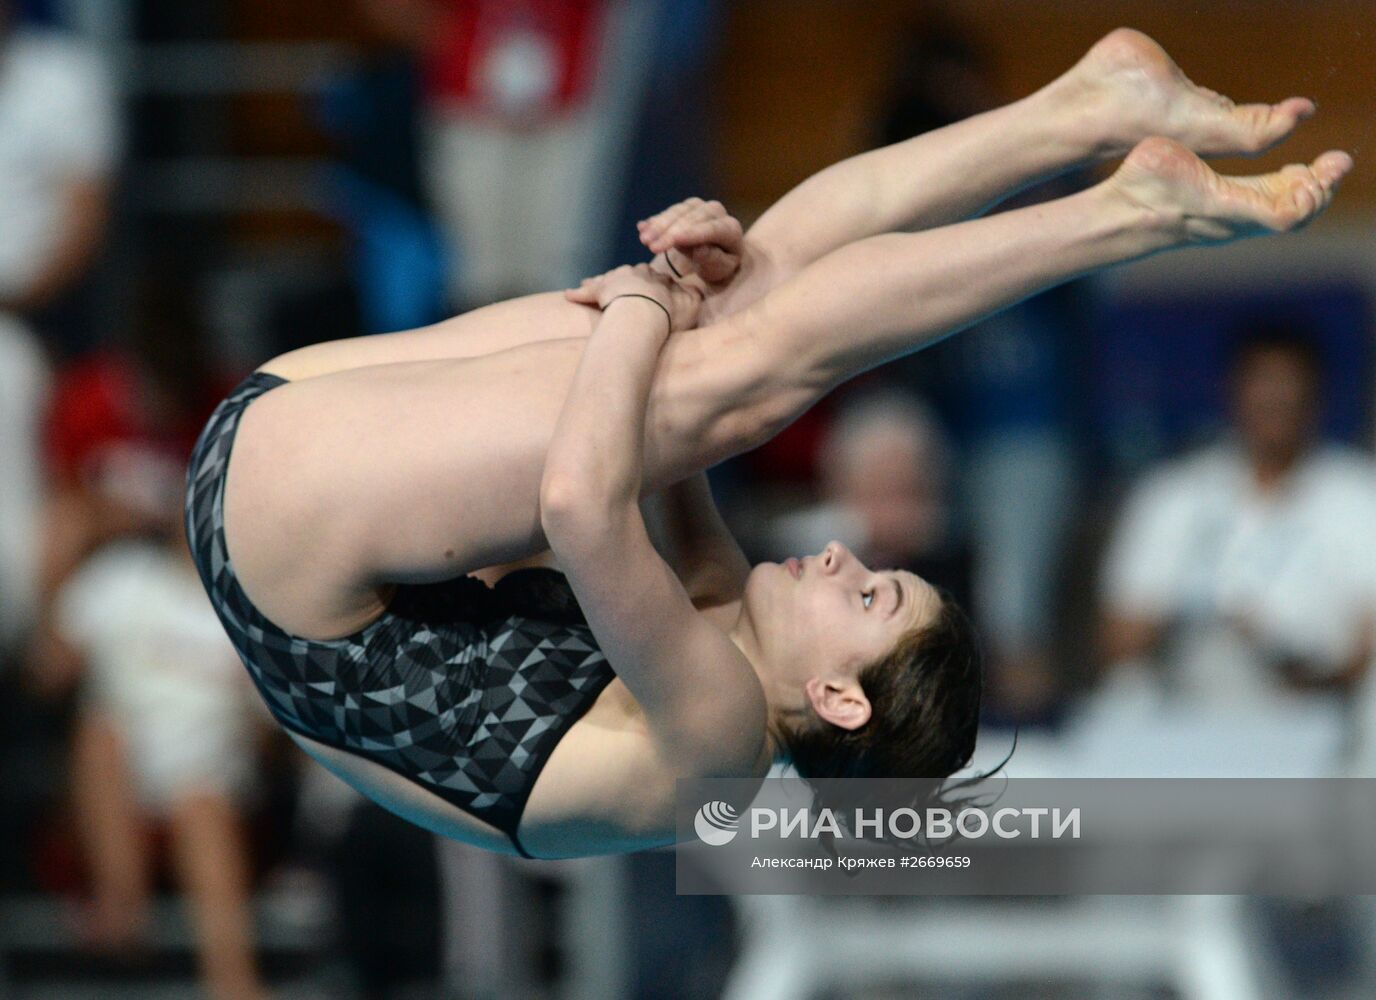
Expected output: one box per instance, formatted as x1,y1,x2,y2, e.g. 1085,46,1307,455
1218,97,1311,156
1314,150,1354,187
1278,96,1317,122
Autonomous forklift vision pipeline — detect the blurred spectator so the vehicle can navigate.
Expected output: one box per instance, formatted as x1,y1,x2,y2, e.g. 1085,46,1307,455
360,0,657,306
0,0,115,659
875,18,1087,722
318,12,448,334
18,268,270,997
0,1,120,892
0,0,118,342
1100,327,1376,709
0,314,49,657
34,273,227,648
54,502,269,1000
769,389,973,612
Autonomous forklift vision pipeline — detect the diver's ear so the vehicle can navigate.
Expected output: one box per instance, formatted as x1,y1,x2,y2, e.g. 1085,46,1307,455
803,677,871,731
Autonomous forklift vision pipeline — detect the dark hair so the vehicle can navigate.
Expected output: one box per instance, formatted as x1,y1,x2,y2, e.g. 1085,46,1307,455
1227,322,1323,382
771,587,983,798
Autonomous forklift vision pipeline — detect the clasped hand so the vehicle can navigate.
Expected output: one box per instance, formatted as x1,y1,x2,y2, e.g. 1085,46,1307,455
564,263,701,333
565,197,747,332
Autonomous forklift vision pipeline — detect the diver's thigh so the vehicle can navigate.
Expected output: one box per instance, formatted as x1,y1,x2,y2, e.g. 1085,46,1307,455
223,344,581,636
225,323,782,638
260,292,599,382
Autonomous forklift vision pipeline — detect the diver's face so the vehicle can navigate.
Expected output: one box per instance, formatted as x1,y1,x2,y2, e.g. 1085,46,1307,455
745,541,940,677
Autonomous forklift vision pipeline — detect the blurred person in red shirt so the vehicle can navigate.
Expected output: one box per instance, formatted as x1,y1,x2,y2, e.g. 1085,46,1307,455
360,0,657,306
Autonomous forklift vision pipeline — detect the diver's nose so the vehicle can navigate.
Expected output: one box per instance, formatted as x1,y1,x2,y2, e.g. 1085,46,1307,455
821,541,847,573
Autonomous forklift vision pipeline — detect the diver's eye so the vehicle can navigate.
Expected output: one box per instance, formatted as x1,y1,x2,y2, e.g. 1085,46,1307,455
861,590,874,610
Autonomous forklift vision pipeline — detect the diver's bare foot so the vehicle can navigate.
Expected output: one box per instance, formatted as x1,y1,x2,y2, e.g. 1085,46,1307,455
1109,136,1352,244
1054,28,1316,159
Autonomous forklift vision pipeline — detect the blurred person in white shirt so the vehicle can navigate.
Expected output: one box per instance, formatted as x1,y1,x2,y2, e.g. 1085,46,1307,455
0,1,117,318
54,480,270,1000
0,0,116,658
1100,327,1376,713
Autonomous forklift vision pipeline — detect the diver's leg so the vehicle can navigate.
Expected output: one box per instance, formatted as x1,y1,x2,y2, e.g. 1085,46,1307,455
744,28,1315,273
738,139,1349,394
225,334,765,638
263,33,1315,385
260,291,598,381
225,141,1348,639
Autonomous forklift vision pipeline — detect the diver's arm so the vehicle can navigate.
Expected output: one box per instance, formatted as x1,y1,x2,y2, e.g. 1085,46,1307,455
540,266,766,775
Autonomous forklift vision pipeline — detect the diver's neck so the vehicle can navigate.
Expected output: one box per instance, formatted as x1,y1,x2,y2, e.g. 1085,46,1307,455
728,613,807,724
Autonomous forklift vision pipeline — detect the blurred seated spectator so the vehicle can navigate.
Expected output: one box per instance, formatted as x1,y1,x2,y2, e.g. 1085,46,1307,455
0,0,118,348
19,275,262,995
1099,327,1376,710
769,389,974,614
52,486,270,999
32,278,228,688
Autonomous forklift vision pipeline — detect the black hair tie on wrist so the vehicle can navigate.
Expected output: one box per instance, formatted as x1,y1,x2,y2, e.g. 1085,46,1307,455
607,293,672,332
663,249,685,280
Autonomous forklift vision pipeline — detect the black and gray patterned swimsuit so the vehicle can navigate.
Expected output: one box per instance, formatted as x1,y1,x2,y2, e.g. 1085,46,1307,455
185,372,615,858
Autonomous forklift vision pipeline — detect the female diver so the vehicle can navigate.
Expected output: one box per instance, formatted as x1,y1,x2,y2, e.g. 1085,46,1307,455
186,30,1351,858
